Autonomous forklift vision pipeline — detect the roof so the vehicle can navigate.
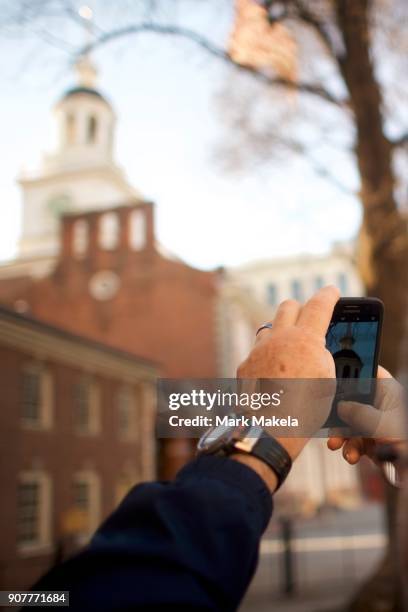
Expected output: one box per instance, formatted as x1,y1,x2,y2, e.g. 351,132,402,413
333,348,363,363
0,305,158,369
60,86,110,106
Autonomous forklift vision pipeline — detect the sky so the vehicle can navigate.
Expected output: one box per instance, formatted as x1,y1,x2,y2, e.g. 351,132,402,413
0,1,362,270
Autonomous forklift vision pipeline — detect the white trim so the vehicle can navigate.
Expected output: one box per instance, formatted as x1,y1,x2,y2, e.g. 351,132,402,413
72,470,101,537
17,470,52,555
20,362,54,430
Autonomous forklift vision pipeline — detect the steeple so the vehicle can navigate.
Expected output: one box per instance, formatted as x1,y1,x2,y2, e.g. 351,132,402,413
75,54,98,89
17,48,140,261
45,53,115,174
339,322,355,350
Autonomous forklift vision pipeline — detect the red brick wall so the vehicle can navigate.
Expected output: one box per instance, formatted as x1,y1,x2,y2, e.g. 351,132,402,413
0,343,150,591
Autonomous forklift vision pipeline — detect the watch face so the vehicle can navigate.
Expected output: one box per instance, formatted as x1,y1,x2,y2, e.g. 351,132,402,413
197,422,235,453
89,270,121,301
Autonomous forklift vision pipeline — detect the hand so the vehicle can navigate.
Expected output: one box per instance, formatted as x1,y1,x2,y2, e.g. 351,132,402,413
327,366,407,465
237,286,339,464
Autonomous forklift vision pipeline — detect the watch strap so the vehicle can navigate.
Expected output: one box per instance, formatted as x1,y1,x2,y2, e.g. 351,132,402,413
251,435,292,490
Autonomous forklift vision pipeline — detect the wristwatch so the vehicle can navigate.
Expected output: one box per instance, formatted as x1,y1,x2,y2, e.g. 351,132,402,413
197,420,292,490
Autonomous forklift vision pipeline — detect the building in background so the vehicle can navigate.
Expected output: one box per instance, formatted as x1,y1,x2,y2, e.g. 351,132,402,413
231,244,363,310
0,306,156,590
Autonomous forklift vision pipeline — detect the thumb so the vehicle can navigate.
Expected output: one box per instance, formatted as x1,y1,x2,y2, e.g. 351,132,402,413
337,401,381,436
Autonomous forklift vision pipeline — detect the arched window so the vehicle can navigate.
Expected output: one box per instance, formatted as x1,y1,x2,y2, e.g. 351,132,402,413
87,115,98,144
66,113,76,145
343,365,351,378
129,210,146,251
99,212,120,250
72,219,89,258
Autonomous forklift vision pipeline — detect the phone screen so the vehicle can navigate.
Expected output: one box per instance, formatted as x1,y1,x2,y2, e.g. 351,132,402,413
324,298,383,428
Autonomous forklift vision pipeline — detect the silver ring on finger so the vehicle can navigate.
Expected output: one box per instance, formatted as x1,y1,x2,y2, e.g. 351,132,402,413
256,322,273,336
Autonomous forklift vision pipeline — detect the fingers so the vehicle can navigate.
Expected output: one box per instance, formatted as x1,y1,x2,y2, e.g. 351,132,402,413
327,436,345,451
342,439,364,464
327,436,365,464
272,299,301,331
377,365,392,379
296,286,340,337
337,400,380,435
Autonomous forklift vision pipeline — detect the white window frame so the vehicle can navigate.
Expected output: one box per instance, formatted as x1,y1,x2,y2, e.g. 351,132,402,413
17,470,52,555
74,377,101,435
117,384,138,441
21,363,53,430
72,470,101,539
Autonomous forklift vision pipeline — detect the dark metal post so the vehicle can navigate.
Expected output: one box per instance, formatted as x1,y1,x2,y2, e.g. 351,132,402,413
281,517,295,596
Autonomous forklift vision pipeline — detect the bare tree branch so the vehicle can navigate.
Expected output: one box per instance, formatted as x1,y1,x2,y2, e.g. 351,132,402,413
79,21,350,108
292,0,344,62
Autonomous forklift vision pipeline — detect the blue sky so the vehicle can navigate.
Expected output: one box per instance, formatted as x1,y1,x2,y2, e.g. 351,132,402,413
0,2,362,270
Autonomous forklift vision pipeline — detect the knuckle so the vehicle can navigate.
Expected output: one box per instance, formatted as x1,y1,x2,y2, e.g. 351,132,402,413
280,299,299,310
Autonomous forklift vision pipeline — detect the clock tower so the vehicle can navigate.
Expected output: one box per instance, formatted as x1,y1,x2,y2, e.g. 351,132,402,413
18,54,140,261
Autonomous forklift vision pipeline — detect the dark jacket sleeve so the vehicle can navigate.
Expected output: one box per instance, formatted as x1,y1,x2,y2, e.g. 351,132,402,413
33,455,273,611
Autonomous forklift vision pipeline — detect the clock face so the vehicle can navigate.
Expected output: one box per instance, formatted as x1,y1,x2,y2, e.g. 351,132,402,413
89,270,121,301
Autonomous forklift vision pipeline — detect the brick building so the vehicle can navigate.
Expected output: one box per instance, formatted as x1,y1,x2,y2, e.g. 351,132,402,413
0,306,157,591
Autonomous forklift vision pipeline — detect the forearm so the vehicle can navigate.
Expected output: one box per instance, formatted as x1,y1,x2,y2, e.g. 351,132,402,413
32,455,273,611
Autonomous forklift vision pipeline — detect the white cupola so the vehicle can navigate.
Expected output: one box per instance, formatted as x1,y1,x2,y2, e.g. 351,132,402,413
18,55,140,261
45,55,115,173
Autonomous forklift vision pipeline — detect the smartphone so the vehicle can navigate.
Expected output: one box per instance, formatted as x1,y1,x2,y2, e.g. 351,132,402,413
324,297,384,429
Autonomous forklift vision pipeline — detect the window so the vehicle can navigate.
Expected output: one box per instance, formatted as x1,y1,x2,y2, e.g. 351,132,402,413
343,365,351,378
117,385,138,440
22,370,40,424
21,365,53,429
72,471,101,537
66,113,76,145
18,482,39,545
129,210,146,251
338,272,348,296
266,283,278,306
17,471,51,552
99,212,119,251
87,115,98,144
314,275,324,291
291,279,303,301
72,219,89,258
73,481,89,512
74,378,100,434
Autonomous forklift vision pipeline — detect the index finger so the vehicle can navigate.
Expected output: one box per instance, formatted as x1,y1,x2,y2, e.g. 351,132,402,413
296,286,340,337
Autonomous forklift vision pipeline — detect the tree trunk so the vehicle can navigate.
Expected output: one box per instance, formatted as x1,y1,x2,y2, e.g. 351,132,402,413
336,0,408,376
335,2,408,610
